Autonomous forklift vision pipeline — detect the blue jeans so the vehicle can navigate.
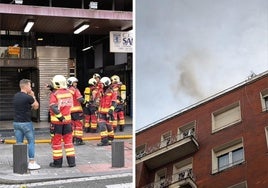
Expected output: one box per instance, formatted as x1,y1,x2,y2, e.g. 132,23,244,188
13,122,35,160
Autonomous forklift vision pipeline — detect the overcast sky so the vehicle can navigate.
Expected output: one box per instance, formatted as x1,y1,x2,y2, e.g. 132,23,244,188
135,0,268,131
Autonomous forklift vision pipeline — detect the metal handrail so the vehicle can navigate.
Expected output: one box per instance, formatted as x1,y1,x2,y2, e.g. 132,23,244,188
136,130,196,160
142,168,196,188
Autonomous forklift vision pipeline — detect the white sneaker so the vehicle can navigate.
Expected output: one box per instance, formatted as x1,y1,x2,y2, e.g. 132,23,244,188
28,161,41,170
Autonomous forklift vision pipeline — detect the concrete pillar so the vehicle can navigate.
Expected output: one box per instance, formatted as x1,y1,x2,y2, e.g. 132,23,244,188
112,141,124,167
13,143,27,174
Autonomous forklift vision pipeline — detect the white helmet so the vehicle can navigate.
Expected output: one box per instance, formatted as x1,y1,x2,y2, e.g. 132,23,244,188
88,78,97,86
52,75,67,89
100,77,111,87
67,77,78,86
111,75,120,84
93,73,101,80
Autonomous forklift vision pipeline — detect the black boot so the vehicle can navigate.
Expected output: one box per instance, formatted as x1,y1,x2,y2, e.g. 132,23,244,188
67,156,76,167
119,125,124,132
49,158,62,168
75,138,85,145
85,127,90,133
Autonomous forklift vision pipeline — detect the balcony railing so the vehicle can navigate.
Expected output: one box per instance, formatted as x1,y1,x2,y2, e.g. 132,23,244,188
142,168,197,188
136,130,199,169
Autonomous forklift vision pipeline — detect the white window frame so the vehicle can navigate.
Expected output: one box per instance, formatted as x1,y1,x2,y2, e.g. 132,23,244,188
212,138,244,174
227,181,247,188
154,168,167,188
265,126,268,150
260,89,268,111
178,121,196,140
160,131,172,148
212,101,241,133
136,144,146,159
173,158,193,183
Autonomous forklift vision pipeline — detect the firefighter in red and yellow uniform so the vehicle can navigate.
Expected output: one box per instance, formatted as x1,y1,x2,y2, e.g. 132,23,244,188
67,77,86,145
84,78,99,133
110,75,126,132
97,77,117,146
93,73,104,102
49,75,76,168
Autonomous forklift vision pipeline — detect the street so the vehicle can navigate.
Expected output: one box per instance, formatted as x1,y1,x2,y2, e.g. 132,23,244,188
0,173,132,188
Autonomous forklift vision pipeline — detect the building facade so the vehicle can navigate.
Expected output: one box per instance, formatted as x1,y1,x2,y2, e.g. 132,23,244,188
0,0,133,121
136,71,268,188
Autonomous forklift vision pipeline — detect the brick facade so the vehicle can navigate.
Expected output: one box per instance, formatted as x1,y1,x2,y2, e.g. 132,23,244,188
136,72,268,188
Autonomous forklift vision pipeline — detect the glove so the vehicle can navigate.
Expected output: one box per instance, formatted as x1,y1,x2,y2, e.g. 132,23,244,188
108,107,114,116
50,124,55,137
58,116,65,122
55,113,65,122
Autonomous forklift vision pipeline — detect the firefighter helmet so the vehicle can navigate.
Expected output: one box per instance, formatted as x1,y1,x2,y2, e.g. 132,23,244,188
67,77,78,86
111,75,120,84
93,73,101,80
100,77,111,87
52,75,67,89
88,78,97,86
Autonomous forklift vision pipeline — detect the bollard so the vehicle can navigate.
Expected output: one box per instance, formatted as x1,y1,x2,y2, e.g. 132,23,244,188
111,141,124,167
13,143,27,174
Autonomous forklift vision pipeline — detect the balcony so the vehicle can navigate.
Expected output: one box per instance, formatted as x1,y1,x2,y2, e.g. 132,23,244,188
142,168,197,188
136,130,199,170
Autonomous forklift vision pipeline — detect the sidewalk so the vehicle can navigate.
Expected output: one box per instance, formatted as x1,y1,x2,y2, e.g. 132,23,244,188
0,120,133,185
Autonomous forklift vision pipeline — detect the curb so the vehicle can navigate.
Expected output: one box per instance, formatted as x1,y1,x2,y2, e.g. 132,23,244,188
3,135,133,144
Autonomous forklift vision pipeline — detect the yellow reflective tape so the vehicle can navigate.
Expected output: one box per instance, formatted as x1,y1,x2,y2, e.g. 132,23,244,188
65,148,75,152
56,93,73,99
100,131,108,137
55,113,63,118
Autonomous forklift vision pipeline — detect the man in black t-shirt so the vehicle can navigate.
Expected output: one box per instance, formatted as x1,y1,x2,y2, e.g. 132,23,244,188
13,79,40,170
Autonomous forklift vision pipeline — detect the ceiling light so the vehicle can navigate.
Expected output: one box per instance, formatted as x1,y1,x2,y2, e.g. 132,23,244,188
82,46,93,51
24,20,34,32
15,0,23,4
74,23,90,34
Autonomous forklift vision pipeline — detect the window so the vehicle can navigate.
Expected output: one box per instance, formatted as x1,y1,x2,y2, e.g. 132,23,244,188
160,131,171,148
260,89,268,111
178,121,196,140
136,144,146,159
265,126,268,149
212,102,241,132
227,181,247,188
173,158,193,183
212,138,244,173
218,148,244,171
155,168,167,188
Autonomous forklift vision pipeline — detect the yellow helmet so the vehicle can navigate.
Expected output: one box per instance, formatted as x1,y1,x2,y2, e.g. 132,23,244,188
111,75,120,84
52,75,67,89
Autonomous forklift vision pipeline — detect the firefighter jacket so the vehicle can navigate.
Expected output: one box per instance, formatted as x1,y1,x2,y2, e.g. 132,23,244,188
68,86,84,113
98,87,117,114
84,85,98,106
111,83,126,104
49,89,73,125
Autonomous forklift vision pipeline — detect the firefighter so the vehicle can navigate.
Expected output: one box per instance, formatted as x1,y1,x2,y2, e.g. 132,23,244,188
84,78,99,133
110,75,126,132
49,75,76,168
97,77,117,146
93,73,104,101
67,77,86,145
